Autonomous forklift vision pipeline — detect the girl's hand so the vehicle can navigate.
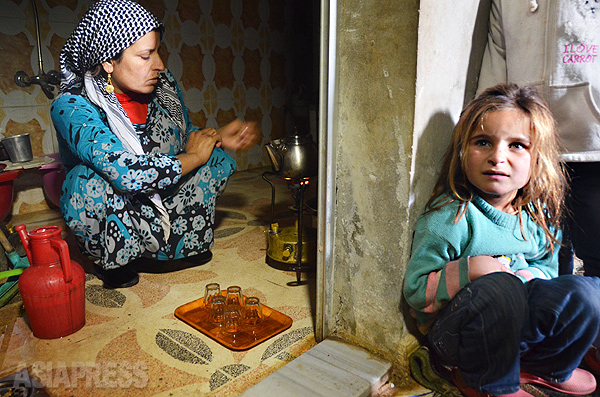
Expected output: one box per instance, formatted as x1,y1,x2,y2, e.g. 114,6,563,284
218,119,261,151
468,255,514,281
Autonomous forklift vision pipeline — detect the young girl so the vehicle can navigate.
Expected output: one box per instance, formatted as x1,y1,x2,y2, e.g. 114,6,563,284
403,84,600,397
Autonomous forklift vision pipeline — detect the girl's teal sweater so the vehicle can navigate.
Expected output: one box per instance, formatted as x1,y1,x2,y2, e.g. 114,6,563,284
403,195,559,334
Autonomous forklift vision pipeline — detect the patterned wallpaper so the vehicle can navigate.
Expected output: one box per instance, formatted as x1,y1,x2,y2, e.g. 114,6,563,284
0,0,295,215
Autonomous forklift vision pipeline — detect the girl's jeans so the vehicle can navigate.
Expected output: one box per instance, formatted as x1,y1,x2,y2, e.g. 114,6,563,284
427,272,600,395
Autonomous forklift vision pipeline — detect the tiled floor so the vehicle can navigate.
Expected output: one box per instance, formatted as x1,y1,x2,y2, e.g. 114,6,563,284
0,167,319,396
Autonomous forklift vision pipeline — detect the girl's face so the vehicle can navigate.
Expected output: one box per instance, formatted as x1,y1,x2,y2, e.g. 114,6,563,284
464,109,532,213
102,30,164,96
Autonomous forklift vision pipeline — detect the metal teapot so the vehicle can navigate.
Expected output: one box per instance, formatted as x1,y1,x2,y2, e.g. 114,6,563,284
265,129,318,179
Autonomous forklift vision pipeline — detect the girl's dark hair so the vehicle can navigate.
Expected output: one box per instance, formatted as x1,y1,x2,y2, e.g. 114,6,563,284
426,83,567,247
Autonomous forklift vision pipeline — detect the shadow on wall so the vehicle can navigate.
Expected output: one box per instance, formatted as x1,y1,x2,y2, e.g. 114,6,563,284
464,0,492,105
410,112,456,221
400,0,494,341
401,111,456,343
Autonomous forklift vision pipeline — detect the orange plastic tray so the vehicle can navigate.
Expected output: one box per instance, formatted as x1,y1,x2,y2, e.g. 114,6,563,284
174,293,293,351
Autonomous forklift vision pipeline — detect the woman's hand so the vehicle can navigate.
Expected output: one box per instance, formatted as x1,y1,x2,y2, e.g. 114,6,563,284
186,128,220,162
217,119,261,151
177,128,220,176
468,255,514,281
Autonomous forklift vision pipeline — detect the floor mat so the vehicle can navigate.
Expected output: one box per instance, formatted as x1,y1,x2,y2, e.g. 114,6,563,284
0,167,317,396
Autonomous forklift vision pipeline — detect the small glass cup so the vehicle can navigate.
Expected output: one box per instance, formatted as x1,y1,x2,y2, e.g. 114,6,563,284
204,283,221,308
222,304,244,336
210,295,226,324
226,285,243,308
243,297,262,326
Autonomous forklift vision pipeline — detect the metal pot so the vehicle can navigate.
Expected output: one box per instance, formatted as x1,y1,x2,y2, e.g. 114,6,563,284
265,133,318,179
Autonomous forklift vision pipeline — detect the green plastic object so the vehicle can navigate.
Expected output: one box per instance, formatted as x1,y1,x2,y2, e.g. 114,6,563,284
0,268,24,279
0,248,30,307
0,282,19,307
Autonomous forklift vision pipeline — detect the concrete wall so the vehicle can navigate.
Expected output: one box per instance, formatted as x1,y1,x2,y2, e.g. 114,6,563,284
323,0,490,385
324,0,420,384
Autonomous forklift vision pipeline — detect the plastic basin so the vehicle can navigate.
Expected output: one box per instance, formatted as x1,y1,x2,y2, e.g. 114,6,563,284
0,167,20,221
39,153,65,208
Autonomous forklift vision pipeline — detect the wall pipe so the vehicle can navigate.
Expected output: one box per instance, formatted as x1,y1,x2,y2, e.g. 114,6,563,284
13,0,60,100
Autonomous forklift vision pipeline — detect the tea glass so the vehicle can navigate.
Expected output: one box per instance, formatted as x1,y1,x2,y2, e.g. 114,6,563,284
210,295,226,324
243,297,263,326
222,304,244,336
225,285,243,307
204,282,221,308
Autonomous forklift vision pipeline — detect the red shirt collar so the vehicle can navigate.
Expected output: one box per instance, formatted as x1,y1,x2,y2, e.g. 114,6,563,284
115,92,148,125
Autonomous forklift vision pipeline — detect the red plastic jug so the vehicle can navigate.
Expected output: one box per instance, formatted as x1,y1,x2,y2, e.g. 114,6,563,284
16,224,85,339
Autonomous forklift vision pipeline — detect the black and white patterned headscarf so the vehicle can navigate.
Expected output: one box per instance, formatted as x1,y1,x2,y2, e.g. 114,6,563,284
60,0,163,91
59,0,184,134
59,0,182,239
